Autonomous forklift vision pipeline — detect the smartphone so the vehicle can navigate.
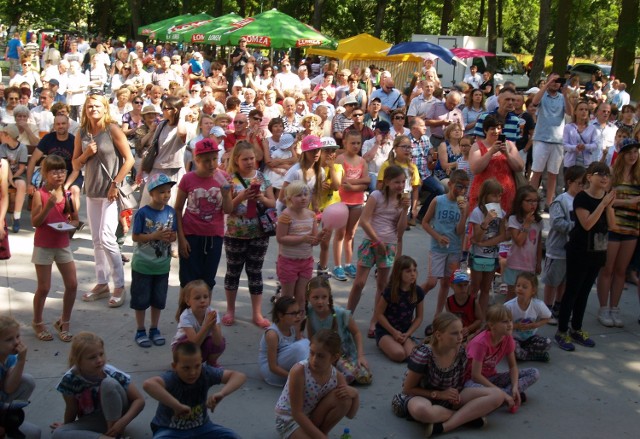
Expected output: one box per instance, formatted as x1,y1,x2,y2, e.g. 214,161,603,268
555,77,567,86
498,134,506,143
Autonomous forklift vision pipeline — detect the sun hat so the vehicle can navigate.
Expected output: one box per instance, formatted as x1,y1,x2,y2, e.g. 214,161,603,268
147,173,177,192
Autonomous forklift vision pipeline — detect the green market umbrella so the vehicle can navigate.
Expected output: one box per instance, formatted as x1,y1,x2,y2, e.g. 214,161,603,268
138,13,214,41
202,8,337,49
166,13,244,44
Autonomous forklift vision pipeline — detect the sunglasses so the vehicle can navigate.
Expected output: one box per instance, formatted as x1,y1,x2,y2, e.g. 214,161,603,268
87,89,105,96
162,106,174,111
393,115,405,120
133,100,144,104
352,113,364,117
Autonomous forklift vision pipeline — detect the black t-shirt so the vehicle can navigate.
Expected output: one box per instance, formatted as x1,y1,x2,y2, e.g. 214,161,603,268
480,78,494,97
231,47,248,73
515,112,535,151
37,132,76,173
567,191,608,265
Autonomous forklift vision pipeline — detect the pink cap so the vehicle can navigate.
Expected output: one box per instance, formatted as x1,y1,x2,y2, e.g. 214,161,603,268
301,135,322,152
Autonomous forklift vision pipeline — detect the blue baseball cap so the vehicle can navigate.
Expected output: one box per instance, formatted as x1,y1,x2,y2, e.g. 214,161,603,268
451,269,470,284
147,173,176,192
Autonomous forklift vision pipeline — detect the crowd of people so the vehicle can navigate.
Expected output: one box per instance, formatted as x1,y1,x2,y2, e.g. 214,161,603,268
1,30,639,438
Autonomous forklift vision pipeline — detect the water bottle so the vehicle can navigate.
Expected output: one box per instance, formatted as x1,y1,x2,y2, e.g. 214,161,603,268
340,427,352,439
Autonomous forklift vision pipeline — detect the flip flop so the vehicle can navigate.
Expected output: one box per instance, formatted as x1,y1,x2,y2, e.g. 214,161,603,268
221,313,235,326
148,328,166,346
253,317,271,329
135,330,151,348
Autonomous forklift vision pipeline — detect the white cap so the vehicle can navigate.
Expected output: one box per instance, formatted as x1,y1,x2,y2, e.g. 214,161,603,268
524,87,540,95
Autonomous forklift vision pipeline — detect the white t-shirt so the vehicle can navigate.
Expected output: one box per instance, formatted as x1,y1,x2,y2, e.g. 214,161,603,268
468,206,504,259
504,297,551,341
276,163,325,214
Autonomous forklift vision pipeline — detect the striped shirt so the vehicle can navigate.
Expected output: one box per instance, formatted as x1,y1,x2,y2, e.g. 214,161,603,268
473,109,522,142
611,182,640,236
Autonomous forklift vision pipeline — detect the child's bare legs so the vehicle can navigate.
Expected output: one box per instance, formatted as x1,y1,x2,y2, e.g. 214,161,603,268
294,276,310,314
319,229,333,269
441,387,503,432
599,240,636,308
378,334,416,362
11,179,26,225
250,293,269,327
435,277,452,319
33,265,53,330
57,261,77,331
368,266,391,331
306,388,357,435
332,226,346,267
347,265,372,312
473,271,493,318
223,289,237,325
343,207,362,267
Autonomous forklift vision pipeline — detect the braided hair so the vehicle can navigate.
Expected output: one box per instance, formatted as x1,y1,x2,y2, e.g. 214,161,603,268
305,276,337,334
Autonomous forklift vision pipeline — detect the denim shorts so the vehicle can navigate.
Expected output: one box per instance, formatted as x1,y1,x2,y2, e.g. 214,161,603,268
130,270,169,310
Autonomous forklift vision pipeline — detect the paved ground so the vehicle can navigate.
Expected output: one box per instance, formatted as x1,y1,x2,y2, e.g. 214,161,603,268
2,201,640,439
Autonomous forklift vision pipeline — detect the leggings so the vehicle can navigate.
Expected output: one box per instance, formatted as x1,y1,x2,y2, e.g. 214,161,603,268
52,376,128,439
223,236,270,294
465,367,540,395
558,250,602,333
514,335,551,361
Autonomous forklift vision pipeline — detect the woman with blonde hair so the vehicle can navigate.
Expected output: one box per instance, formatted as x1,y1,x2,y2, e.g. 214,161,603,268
72,93,134,308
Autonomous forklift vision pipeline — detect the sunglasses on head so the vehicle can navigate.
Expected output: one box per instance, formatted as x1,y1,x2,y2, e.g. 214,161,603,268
87,89,105,97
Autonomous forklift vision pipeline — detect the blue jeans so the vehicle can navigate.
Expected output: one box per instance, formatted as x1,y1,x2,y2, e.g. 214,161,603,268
417,176,445,219
368,171,378,193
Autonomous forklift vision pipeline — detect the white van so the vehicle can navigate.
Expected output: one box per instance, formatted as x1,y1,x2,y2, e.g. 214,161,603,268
471,54,530,90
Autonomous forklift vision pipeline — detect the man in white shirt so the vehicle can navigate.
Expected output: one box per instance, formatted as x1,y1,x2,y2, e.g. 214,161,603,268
152,56,183,90
297,65,311,91
31,88,55,133
63,41,83,64
273,60,301,100
126,58,151,88
611,82,630,108
463,65,482,89
407,80,438,124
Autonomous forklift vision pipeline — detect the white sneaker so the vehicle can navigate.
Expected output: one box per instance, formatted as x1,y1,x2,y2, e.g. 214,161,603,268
609,307,624,328
597,307,614,327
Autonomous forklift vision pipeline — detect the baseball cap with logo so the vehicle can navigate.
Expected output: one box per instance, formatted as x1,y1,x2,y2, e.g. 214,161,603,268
194,138,220,156
147,173,177,192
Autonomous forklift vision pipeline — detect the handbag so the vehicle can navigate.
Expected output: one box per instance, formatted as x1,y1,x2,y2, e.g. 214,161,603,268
141,120,168,174
235,173,277,236
0,226,10,260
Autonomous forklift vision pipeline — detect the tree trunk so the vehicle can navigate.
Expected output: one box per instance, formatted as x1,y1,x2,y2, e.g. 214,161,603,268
528,0,552,87
486,0,497,71
214,0,223,16
551,0,572,74
128,0,142,39
497,0,503,37
612,0,639,86
313,0,326,30
374,0,388,38
440,0,456,35
475,0,485,36
94,0,112,37
238,0,247,18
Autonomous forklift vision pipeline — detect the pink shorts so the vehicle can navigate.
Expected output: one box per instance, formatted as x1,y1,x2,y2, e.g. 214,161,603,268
277,255,314,284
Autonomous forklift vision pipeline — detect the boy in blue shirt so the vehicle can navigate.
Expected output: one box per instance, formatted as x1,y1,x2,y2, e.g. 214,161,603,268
143,342,246,439
131,173,177,348
421,169,470,323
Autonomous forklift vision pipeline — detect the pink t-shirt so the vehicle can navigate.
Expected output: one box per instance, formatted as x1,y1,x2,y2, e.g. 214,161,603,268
34,187,70,249
338,159,366,205
506,215,542,272
367,190,403,244
178,170,228,237
465,329,515,379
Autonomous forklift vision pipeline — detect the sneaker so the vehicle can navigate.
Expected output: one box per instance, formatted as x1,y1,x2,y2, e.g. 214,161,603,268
316,264,330,279
11,218,20,233
530,351,550,362
597,307,614,327
344,264,357,278
555,331,575,351
332,266,347,281
569,328,596,347
610,307,624,328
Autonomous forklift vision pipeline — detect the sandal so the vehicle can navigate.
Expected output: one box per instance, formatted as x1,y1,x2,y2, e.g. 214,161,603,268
221,313,235,326
53,320,73,342
109,288,127,308
253,317,271,329
135,330,151,348
148,328,166,346
82,284,110,302
31,321,53,341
